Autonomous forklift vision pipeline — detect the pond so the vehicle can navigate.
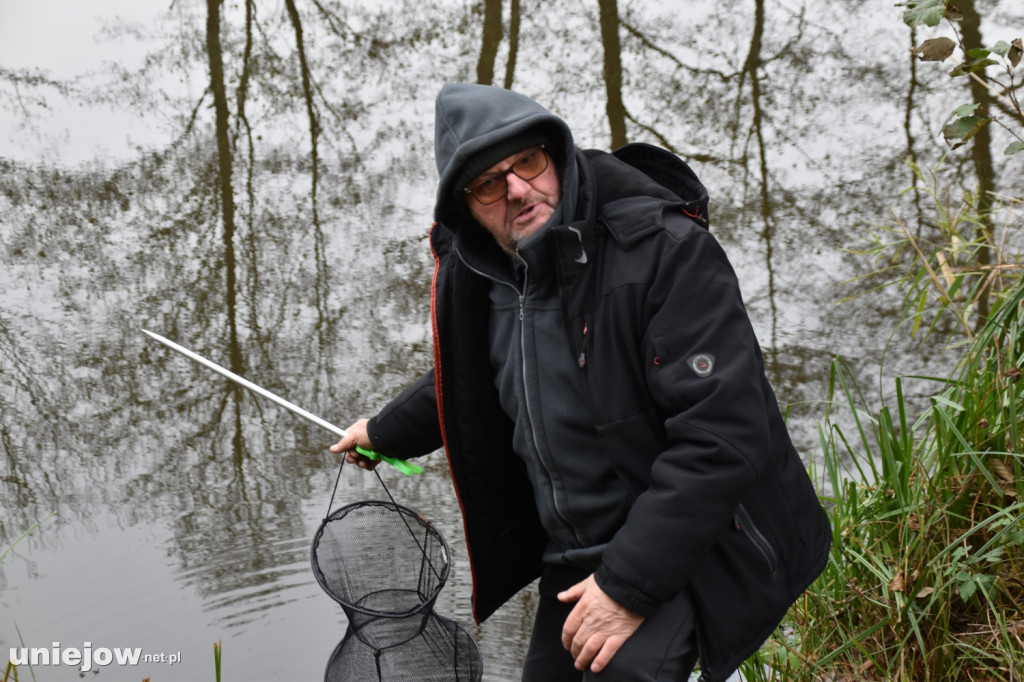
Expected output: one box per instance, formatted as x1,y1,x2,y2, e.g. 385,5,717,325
1,0,1019,680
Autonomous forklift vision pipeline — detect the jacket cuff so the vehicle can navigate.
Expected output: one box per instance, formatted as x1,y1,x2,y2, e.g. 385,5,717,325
365,415,390,455
594,564,662,618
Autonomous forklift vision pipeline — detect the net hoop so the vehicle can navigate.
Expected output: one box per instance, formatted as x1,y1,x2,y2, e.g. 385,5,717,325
310,499,452,620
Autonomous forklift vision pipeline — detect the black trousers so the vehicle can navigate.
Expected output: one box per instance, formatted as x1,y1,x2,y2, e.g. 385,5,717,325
521,583,699,681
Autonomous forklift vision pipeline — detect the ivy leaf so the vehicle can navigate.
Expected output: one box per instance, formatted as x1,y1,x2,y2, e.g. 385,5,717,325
913,37,956,61
1005,141,1024,155
901,0,947,27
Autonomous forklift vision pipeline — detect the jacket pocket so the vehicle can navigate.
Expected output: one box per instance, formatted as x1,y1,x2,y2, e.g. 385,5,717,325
733,503,779,579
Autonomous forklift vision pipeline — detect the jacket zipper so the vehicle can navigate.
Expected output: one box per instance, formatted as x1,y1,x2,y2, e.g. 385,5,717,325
454,247,581,543
516,261,585,545
734,503,779,578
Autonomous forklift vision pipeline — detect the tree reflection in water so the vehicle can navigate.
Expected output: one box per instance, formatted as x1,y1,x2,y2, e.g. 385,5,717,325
1,0,1020,679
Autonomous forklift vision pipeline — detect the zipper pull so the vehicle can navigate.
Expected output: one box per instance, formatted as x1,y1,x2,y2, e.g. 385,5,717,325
577,322,587,368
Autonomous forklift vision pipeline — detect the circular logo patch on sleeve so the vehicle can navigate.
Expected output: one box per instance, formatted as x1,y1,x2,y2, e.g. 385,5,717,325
688,353,715,377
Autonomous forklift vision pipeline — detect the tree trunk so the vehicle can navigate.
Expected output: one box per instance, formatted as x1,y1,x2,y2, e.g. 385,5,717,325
958,0,995,324
503,0,520,89
597,0,627,149
285,0,333,343
477,0,503,85
205,0,242,375
742,0,779,369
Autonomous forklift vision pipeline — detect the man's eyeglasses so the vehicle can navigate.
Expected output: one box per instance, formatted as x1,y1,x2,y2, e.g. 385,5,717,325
463,146,549,205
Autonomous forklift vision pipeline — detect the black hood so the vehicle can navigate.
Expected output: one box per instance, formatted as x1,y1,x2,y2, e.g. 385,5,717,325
432,83,576,231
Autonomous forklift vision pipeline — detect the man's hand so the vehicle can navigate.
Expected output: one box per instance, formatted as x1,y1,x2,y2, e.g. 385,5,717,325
558,574,644,673
329,418,379,470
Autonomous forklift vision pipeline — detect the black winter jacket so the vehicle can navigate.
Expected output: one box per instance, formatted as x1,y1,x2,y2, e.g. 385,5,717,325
367,143,831,682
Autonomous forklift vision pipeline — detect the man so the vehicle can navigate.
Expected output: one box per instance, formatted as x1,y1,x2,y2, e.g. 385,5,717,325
331,83,830,681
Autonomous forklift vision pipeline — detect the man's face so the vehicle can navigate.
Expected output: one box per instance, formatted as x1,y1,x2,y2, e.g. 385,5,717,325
465,147,561,253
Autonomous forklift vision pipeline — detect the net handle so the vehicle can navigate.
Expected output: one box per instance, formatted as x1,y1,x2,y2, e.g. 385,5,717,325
322,458,404,520
324,457,347,521
322,458,447,585
323,456,413,519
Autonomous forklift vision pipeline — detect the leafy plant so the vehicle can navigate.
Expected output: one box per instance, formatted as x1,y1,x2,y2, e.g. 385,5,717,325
739,76,1024,675
900,0,1023,155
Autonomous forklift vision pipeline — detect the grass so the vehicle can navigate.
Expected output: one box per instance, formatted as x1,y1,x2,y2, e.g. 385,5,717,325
0,513,55,565
2,515,55,682
739,171,1024,681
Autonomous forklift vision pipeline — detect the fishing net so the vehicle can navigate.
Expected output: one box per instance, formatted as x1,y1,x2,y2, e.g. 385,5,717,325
324,612,482,682
311,464,483,681
312,499,450,649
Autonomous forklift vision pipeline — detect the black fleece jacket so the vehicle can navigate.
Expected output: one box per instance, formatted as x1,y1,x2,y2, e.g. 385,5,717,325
367,138,830,681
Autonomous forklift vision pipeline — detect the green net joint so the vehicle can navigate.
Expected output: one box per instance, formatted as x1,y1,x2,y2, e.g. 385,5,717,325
355,446,423,476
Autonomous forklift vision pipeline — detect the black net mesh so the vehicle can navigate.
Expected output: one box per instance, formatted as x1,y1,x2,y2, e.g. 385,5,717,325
312,500,451,649
324,612,483,682
312,467,484,681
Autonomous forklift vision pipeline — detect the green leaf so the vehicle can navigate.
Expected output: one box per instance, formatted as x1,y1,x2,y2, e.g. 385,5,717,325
990,40,1011,57
965,47,991,60
933,395,966,412
950,58,999,77
942,116,990,148
951,102,981,117
981,546,1005,563
1005,141,1024,155
959,580,977,601
1009,526,1024,545
902,0,947,27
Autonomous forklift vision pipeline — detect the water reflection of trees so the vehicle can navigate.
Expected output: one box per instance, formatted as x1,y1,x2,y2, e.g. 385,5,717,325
1,0,1022,672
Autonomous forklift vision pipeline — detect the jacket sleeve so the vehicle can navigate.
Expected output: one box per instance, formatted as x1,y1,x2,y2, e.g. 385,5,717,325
595,221,775,615
365,368,444,458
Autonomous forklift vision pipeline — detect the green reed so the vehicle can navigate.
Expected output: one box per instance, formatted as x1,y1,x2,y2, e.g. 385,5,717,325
2,514,56,682
213,639,223,682
738,173,1024,681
